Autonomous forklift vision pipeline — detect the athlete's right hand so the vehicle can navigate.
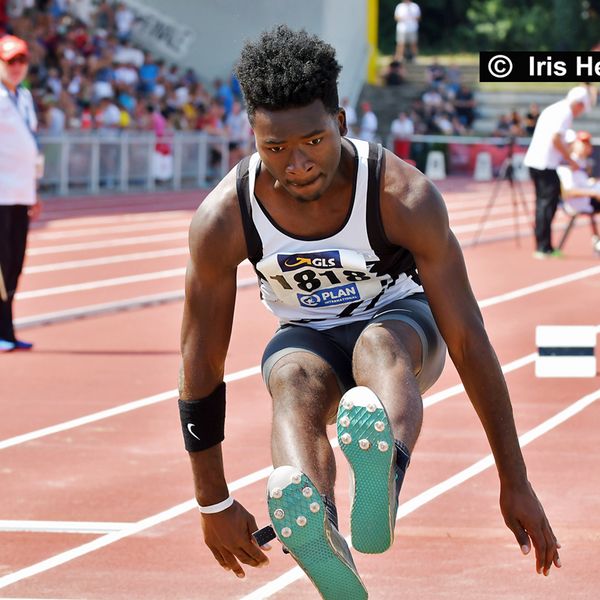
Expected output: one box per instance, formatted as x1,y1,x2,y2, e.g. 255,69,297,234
200,501,271,578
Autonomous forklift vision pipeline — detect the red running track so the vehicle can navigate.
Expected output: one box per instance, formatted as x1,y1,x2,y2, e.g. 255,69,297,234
1,181,599,599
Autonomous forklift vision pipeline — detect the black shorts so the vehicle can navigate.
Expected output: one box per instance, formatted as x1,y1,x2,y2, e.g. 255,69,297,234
261,293,446,395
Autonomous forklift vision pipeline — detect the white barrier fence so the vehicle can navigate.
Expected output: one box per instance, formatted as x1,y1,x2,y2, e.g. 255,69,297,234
38,131,231,196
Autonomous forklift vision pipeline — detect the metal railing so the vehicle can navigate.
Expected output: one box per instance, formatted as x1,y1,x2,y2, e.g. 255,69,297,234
38,131,231,196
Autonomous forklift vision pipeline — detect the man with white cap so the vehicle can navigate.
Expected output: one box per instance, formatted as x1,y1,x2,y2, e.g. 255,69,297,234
0,34,41,351
524,85,591,258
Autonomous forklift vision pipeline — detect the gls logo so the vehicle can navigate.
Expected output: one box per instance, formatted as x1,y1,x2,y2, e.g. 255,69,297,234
278,251,342,272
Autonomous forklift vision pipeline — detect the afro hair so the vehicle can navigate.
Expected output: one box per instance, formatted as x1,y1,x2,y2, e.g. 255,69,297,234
234,25,342,123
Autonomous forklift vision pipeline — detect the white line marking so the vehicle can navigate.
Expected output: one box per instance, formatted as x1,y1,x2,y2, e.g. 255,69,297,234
27,232,187,256
31,209,192,230
239,387,600,599
5,263,600,450
14,278,257,330
16,268,186,300
479,265,600,308
30,218,192,241
0,365,261,451
24,248,189,274
452,214,532,234
0,521,133,534
2,386,597,591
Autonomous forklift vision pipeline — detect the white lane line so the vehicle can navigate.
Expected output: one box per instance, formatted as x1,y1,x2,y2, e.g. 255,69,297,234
452,214,532,234
14,277,257,330
30,218,191,241
6,263,600,450
31,209,193,230
27,232,186,256
0,521,133,534
24,248,189,274
239,386,600,599
0,365,261,451
16,268,186,300
479,265,600,308
3,387,598,591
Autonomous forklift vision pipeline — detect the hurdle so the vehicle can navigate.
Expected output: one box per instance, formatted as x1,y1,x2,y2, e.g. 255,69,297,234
535,325,597,378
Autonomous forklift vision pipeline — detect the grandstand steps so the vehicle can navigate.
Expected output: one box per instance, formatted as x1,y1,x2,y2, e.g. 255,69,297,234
358,61,480,140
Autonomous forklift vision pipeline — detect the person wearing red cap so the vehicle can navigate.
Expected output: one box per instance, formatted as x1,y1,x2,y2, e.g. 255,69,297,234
0,34,41,351
557,130,600,254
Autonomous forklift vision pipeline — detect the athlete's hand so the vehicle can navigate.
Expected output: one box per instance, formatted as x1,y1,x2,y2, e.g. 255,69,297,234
200,500,271,578
500,480,561,576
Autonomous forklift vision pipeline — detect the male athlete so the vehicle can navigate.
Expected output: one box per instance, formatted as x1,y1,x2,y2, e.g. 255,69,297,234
178,26,560,599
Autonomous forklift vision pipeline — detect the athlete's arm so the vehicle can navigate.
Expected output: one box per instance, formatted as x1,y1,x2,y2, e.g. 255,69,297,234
380,150,561,576
180,170,270,577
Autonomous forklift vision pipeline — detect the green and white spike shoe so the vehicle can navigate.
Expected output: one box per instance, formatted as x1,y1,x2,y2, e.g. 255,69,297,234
267,466,368,600
337,387,397,554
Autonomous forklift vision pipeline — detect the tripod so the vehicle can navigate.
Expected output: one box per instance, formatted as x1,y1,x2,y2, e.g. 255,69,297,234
471,139,531,246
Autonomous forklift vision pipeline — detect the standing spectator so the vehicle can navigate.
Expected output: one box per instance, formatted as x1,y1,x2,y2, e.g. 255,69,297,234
524,86,591,258
394,0,421,61
138,51,159,95
225,99,252,166
43,95,65,133
340,96,357,137
358,100,378,142
390,110,414,140
0,35,40,351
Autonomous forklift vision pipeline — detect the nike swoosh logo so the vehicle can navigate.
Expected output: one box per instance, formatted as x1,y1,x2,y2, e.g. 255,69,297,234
187,423,201,441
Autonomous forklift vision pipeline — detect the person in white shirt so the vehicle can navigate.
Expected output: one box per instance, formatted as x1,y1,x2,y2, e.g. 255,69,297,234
358,101,378,142
0,35,41,351
523,86,591,258
390,111,414,139
556,130,600,253
394,0,421,61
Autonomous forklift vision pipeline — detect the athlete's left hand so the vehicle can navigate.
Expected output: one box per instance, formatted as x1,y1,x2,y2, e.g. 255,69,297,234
500,480,561,576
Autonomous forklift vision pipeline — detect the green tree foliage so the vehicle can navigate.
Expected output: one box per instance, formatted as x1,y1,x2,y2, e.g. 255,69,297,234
378,0,600,54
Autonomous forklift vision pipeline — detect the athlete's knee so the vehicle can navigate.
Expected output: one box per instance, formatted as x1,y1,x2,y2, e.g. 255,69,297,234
354,322,419,372
269,355,334,400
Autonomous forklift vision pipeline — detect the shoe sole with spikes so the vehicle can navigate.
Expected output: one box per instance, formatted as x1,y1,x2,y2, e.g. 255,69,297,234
337,387,397,554
267,466,368,600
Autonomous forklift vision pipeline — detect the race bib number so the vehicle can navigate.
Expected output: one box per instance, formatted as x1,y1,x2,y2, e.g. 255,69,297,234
258,249,382,309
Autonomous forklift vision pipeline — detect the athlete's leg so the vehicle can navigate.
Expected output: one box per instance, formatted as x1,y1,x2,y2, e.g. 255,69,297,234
352,320,423,450
268,351,342,498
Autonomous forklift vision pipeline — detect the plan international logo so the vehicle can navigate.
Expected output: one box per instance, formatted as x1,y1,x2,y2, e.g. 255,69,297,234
278,251,342,272
297,283,360,308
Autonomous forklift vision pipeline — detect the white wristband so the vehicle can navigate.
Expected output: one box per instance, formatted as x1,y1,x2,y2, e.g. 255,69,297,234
197,495,234,514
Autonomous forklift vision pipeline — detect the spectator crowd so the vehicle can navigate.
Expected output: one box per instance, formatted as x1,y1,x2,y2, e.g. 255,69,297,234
1,0,252,155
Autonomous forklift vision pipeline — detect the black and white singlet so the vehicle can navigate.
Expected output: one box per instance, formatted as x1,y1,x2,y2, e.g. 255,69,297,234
235,139,423,330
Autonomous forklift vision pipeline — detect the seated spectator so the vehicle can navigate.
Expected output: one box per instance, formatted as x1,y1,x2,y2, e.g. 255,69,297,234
509,108,525,136
383,60,405,86
138,51,159,95
557,130,600,253
492,114,512,137
94,96,120,131
426,58,446,89
114,2,135,42
453,83,475,130
421,86,444,114
524,102,540,135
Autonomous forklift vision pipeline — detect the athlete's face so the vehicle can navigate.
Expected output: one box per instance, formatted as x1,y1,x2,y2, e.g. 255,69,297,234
252,100,347,203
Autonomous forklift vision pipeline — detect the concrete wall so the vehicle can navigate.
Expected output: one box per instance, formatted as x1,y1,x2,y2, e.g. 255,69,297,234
123,0,368,105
